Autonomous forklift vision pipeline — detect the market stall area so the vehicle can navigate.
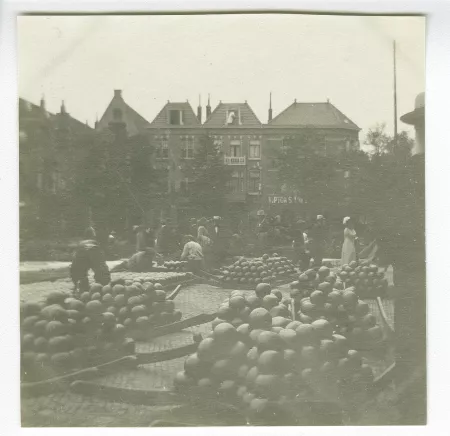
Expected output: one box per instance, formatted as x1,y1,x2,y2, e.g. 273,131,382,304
20,257,397,427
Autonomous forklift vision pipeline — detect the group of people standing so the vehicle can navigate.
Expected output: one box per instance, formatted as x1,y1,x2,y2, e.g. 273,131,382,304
69,211,363,292
256,211,330,269
256,210,361,270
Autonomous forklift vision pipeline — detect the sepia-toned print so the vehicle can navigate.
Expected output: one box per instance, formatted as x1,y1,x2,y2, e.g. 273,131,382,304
18,13,425,426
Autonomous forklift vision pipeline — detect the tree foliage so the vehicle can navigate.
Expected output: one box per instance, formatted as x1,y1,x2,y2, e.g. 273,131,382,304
72,130,158,239
185,134,232,216
343,124,421,265
275,125,417,231
365,123,413,158
275,129,341,215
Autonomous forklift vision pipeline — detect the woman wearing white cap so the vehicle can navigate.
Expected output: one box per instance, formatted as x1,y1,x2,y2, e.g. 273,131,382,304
340,216,357,266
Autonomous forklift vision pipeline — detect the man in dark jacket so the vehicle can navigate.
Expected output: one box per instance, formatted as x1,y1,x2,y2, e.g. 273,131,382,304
307,215,327,268
210,216,231,267
70,227,111,293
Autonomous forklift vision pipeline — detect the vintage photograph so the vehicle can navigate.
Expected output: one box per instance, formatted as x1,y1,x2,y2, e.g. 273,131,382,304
18,13,425,426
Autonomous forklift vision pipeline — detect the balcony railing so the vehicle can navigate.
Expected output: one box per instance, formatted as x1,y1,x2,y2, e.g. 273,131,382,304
224,156,246,165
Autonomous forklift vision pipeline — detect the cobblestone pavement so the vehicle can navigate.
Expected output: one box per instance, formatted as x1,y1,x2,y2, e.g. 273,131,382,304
21,282,395,427
21,284,232,427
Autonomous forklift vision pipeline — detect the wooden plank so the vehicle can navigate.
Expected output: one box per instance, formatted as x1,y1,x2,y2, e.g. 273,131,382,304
137,343,198,365
376,297,395,336
70,380,186,406
21,355,137,398
22,367,100,397
372,362,396,390
130,313,216,341
70,381,245,421
167,284,182,300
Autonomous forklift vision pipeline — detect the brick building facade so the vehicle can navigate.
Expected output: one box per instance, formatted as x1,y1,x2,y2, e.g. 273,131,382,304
19,97,94,238
145,95,360,227
20,89,360,237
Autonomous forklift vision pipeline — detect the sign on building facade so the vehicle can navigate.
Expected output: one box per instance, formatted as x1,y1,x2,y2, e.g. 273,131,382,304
267,195,305,205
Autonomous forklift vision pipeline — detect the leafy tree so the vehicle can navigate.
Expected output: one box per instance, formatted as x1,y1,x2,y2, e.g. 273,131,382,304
72,130,159,242
342,127,416,244
365,123,391,155
274,129,340,215
184,134,232,216
365,123,413,159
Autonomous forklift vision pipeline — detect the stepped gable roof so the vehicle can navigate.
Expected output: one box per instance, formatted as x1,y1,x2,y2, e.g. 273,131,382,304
97,90,150,135
203,101,262,127
268,101,360,130
149,101,201,128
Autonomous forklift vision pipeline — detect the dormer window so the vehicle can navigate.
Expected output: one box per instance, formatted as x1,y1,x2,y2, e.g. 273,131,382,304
169,110,183,125
226,109,241,126
113,108,123,121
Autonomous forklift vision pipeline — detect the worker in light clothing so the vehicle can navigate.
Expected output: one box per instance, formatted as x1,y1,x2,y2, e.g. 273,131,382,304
180,235,204,275
111,244,163,273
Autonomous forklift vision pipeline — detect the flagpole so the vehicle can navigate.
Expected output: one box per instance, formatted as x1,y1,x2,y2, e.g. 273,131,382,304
393,40,398,147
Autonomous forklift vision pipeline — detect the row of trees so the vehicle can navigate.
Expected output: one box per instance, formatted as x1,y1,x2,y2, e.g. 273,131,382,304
70,124,416,235
68,130,232,239
275,124,415,226
20,121,415,242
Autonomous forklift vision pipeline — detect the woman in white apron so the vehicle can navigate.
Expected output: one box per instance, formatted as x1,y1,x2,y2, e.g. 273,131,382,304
341,216,358,266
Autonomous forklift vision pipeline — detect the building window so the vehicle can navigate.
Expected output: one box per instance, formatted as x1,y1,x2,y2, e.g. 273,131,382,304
226,109,241,125
169,110,183,125
228,170,244,193
182,137,194,159
345,140,351,152
249,140,261,159
230,140,241,157
156,138,169,159
248,170,261,193
113,108,123,121
180,178,192,193
213,138,223,150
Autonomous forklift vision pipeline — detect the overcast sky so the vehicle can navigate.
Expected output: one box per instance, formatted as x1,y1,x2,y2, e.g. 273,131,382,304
18,14,425,145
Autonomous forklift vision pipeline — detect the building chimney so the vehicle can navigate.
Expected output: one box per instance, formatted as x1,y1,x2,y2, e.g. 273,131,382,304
94,114,99,129
206,94,211,119
268,92,273,122
40,95,46,110
114,90,122,98
61,100,67,114
197,94,202,123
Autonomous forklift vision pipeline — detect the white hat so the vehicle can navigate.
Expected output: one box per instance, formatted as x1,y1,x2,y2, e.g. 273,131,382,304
317,215,324,220
343,216,351,225
257,210,266,216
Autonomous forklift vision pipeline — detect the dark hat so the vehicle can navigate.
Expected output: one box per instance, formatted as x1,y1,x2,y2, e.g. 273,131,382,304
400,92,425,125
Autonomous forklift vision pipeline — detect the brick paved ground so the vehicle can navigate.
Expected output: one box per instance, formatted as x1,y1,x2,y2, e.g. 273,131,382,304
21,284,231,427
21,282,395,427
